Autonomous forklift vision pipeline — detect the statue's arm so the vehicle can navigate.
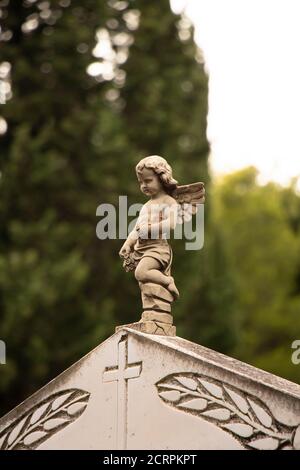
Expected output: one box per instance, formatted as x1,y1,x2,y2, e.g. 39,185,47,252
127,222,140,246
119,218,141,257
143,201,178,238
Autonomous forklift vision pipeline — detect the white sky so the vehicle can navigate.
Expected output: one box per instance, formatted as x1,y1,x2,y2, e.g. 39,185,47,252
171,0,300,188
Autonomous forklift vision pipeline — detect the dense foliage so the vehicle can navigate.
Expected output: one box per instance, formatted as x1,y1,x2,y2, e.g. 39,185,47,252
0,0,213,415
1,1,298,417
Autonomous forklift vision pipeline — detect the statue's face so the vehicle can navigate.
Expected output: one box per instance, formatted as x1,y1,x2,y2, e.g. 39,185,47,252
138,168,163,197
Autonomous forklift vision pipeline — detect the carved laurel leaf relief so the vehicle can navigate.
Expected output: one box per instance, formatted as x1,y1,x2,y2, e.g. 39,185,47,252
156,373,300,450
0,389,90,450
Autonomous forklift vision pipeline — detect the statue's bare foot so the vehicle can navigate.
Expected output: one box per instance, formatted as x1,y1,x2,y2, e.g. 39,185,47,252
167,277,179,300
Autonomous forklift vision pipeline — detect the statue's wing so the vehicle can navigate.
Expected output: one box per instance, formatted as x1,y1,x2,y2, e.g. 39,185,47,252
173,182,205,224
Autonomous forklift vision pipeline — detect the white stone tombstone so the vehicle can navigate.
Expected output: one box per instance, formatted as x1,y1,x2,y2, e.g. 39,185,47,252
0,328,300,450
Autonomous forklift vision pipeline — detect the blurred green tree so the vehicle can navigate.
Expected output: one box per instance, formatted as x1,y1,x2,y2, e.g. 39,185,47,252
0,0,219,416
0,0,120,414
213,167,300,383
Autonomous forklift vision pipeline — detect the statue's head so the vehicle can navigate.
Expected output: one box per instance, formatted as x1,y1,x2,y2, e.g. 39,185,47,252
135,155,178,195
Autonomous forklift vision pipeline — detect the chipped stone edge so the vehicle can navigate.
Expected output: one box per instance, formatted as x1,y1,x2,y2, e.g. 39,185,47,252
120,327,300,401
1,326,300,429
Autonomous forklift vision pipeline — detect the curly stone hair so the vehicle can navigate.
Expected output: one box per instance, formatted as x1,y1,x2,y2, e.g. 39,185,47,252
135,155,178,195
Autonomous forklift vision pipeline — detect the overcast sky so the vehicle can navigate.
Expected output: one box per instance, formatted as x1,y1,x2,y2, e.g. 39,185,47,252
171,0,300,188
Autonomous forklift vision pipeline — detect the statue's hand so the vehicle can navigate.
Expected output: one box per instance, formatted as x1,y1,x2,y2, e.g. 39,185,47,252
119,243,132,258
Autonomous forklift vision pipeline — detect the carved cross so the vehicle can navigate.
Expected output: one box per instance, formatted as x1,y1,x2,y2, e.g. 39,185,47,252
103,335,142,449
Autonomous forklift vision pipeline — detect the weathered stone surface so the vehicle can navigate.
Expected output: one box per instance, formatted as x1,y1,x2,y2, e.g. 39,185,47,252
138,283,175,333
141,283,173,303
141,295,172,313
142,311,173,324
117,321,176,336
1,328,300,450
140,321,176,336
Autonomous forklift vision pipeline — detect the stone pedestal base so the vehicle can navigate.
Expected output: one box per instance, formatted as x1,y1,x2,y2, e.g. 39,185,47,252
115,321,176,336
116,282,178,336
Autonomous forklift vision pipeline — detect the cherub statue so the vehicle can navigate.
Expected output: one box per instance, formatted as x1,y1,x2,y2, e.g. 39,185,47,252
118,155,205,335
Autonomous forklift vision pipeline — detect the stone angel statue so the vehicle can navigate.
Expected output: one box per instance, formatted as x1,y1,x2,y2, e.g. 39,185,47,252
118,155,205,336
